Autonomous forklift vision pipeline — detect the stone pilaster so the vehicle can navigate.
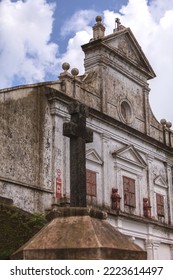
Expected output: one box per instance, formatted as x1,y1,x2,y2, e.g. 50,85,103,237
170,244,173,260
147,156,154,217
51,113,64,201
145,240,153,260
48,97,69,203
153,241,160,259
100,66,108,114
137,175,143,216
166,163,173,224
101,134,110,207
143,85,150,135
145,239,160,260
114,164,122,211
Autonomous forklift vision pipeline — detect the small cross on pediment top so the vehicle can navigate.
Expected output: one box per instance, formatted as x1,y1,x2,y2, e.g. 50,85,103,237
115,18,123,31
116,18,121,26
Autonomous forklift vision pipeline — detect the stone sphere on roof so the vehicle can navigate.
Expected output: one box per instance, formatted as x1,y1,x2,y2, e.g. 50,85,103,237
71,68,79,76
160,119,166,125
166,121,172,129
62,62,70,71
95,16,102,22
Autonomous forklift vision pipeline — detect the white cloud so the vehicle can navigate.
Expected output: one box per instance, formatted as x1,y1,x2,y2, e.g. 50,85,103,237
60,9,97,37
58,10,96,75
149,0,173,22
58,30,92,75
0,0,58,88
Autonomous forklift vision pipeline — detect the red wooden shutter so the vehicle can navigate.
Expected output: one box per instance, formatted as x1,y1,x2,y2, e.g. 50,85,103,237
86,170,97,196
123,176,136,208
156,193,164,217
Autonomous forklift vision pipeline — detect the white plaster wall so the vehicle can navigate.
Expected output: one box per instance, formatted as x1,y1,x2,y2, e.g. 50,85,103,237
86,115,172,222
134,238,145,250
158,243,171,260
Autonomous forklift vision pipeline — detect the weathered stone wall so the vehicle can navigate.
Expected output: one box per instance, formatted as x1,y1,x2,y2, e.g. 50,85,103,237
1,88,43,185
0,86,53,212
0,181,52,213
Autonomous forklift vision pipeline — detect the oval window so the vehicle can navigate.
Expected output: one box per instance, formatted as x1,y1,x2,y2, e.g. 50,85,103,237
120,101,133,124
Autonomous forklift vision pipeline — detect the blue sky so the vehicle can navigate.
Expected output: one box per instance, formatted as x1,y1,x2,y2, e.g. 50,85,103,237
0,0,173,123
53,0,128,51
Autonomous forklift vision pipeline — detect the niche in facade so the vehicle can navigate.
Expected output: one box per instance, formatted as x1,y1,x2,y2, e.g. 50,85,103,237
120,100,133,124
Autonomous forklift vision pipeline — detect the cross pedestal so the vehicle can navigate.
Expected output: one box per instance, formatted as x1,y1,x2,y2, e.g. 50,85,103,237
63,101,93,207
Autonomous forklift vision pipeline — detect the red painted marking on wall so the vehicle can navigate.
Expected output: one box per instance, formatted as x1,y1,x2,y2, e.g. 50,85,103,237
56,169,62,198
143,197,151,218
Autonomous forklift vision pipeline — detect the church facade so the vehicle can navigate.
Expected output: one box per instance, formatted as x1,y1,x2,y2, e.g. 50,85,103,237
0,16,173,259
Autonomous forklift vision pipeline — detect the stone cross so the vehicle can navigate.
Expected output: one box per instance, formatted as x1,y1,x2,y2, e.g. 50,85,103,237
115,18,121,30
63,101,93,207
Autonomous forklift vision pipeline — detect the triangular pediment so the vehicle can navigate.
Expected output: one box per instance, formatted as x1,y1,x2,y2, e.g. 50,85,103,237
154,175,167,188
86,149,103,165
102,28,156,80
112,145,146,168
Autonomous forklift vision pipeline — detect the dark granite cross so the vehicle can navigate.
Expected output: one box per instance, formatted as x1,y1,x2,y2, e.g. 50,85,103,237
63,101,93,207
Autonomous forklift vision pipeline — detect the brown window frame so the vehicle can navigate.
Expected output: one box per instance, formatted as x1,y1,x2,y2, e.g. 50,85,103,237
123,176,136,208
86,169,97,197
156,193,164,217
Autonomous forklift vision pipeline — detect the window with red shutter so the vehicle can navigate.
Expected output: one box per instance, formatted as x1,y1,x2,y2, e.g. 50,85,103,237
156,193,164,217
123,176,136,208
86,169,97,196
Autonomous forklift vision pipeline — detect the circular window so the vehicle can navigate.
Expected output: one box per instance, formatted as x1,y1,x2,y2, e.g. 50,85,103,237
120,100,133,124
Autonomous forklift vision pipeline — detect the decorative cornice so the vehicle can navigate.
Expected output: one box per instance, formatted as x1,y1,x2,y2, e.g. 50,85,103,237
89,107,173,154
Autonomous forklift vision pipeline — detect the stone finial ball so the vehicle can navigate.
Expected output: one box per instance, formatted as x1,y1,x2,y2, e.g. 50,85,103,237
160,119,166,125
166,121,172,129
95,16,102,22
71,68,79,76
62,62,70,71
